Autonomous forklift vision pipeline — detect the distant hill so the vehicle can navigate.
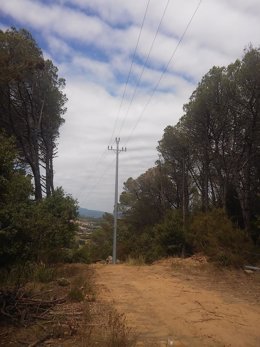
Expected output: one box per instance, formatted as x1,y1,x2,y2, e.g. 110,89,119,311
79,207,106,219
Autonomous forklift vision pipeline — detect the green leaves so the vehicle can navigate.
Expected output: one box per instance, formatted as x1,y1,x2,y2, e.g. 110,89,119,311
116,46,260,263
0,136,78,266
0,28,67,199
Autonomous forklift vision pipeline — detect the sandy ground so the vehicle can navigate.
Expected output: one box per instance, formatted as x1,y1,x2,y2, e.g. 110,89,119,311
94,260,260,347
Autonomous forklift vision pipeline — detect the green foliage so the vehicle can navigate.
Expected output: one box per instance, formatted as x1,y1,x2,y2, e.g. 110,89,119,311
188,209,254,266
157,47,260,232
120,167,174,229
117,224,163,264
0,27,67,199
0,133,32,207
33,263,57,283
68,287,84,302
117,210,187,263
87,213,113,261
16,188,78,263
117,46,260,265
0,262,57,287
70,246,91,264
0,133,33,266
0,137,78,267
153,210,186,256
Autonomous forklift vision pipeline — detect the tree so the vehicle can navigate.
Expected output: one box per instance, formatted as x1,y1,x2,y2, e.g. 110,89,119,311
120,167,174,228
0,132,32,266
88,213,113,260
119,46,260,263
227,48,260,231
164,47,260,234
158,125,191,218
0,28,67,199
0,132,79,266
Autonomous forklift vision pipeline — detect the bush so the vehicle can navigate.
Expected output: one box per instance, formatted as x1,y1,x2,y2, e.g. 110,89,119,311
126,255,146,266
121,227,163,263
70,246,91,263
188,209,254,266
0,187,78,267
153,210,186,257
68,287,84,302
33,263,57,283
0,262,57,286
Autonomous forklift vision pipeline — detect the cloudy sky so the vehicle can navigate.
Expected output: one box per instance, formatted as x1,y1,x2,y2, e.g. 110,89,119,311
0,0,259,212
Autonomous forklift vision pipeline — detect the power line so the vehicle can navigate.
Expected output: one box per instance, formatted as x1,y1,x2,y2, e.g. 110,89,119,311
118,0,171,137
84,1,150,207
80,0,169,205
124,0,202,147
78,156,115,206
79,0,162,204
75,143,113,202
78,0,202,209
90,0,151,202
108,0,151,146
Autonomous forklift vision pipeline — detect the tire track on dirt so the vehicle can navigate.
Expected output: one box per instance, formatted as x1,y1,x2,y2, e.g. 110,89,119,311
94,263,260,346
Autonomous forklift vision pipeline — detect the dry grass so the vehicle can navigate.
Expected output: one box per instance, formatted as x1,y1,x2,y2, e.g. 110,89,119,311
81,304,137,347
126,255,146,266
0,263,137,347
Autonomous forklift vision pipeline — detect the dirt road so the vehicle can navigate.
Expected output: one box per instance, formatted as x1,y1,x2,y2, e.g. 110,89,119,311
94,260,260,346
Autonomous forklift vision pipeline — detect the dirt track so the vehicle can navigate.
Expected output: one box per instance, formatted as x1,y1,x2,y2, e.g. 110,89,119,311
94,260,260,346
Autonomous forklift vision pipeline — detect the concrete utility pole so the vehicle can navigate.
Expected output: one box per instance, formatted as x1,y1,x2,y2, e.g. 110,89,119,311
108,138,126,264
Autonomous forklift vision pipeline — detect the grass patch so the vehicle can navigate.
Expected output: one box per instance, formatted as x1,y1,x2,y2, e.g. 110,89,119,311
81,305,137,347
0,263,136,346
0,262,57,287
34,263,57,283
68,287,84,302
126,255,146,266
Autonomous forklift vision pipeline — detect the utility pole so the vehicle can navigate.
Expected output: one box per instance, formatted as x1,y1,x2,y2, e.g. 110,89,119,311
182,157,186,258
108,138,126,264
182,157,186,229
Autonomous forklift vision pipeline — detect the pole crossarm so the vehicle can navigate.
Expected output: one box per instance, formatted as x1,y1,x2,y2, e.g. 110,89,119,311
108,137,126,264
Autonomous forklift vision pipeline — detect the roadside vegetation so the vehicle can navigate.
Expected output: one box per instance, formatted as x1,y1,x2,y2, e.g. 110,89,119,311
0,28,136,346
84,46,260,268
0,263,137,346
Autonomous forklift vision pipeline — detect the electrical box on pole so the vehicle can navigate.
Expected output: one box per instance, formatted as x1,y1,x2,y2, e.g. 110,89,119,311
108,138,126,264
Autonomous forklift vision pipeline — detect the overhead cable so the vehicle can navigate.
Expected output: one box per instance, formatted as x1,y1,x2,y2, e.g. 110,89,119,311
108,0,151,146
118,0,171,137
80,156,116,206
124,0,203,147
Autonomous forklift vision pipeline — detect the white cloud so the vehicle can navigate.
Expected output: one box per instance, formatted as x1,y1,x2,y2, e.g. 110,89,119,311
45,35,71,56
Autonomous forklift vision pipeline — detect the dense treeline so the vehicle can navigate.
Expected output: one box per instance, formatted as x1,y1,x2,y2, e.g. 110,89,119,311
114,47,260,265
0,29,78,270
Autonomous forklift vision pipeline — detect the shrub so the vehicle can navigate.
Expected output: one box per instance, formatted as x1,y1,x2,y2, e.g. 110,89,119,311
153,210,186,257
105,308,136,347
0,185,78,267
123,228,163,263
34,263,57,283
118,210,189,263
188,209,253,266
0,262,57,286
126,255,146,266
71,246,91,263
68,287,84,302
